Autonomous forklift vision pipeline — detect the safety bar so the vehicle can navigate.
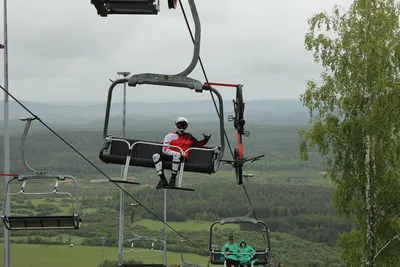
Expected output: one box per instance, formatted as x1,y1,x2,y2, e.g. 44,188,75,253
2,175,80,220
208,249,269,267
125,238,164,243
123,239,165,252
213,250,268,267
107,137,220,187
123,248,164,253
122,238,165,254
216,206,254,224
106,138,185,186
213,251,269,256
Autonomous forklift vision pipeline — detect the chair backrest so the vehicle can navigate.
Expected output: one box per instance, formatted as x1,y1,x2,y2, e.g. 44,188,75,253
210,250,224,265
187,149,216,165
253,250,268,265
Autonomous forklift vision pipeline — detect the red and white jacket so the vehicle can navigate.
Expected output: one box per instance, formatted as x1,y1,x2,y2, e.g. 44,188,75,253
162,132,209,159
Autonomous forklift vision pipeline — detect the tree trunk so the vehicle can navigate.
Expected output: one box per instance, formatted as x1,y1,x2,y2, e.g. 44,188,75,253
364,135,375,266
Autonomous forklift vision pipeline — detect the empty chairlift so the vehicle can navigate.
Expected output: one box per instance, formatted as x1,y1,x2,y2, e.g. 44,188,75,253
1,117,82,230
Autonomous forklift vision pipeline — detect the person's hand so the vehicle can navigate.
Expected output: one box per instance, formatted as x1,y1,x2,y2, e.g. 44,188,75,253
203,133,211,141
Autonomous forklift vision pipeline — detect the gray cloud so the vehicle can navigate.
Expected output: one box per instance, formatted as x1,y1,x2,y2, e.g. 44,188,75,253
0,0,353,104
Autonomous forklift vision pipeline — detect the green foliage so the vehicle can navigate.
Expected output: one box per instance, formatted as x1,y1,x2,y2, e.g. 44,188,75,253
300,0,400,265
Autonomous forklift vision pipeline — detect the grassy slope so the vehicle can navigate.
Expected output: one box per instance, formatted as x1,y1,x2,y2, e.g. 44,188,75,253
0,243,208,267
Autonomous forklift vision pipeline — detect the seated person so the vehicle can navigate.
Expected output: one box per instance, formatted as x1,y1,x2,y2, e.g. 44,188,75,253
152,116,211,189
237,240,256,267
220,235,240,267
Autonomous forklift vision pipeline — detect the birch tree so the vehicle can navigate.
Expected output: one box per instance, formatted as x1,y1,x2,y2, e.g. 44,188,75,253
299,0,400,266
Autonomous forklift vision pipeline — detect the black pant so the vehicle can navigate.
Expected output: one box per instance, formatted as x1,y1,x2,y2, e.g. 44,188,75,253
226,258,239,267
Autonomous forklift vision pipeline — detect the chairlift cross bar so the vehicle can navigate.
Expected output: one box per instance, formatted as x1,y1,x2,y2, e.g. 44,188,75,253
203,82,241,88
0,173,18,177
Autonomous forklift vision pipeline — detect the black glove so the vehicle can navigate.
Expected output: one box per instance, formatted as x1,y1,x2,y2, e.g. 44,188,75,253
203,134,211,141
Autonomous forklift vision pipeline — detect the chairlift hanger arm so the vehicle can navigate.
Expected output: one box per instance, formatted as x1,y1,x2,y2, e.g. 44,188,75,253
92,0,201,78
20,117,47,175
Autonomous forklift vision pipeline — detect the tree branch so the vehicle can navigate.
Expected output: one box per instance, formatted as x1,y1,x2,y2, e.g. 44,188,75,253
371,233,400,264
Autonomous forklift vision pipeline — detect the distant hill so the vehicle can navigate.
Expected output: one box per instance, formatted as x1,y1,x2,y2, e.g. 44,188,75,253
0,99,309,126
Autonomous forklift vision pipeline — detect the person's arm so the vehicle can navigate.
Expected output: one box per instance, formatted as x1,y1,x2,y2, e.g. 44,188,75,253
189,133,211,147
249,246,256,256
221,243,229,256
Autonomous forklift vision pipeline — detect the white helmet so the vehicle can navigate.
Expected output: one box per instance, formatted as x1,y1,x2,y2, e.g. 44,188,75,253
175,117,188,134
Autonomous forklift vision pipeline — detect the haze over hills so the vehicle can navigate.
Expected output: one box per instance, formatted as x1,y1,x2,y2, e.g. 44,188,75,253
0,99,309,127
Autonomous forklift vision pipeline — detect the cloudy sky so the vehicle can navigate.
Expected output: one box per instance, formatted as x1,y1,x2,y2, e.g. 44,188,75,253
0,0,353,104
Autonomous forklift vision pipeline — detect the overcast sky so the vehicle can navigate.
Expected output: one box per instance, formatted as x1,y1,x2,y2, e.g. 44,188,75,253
0,0,353,104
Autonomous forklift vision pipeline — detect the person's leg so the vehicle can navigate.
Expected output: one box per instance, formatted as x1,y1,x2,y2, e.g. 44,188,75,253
153,153,168,189
168,151,182,187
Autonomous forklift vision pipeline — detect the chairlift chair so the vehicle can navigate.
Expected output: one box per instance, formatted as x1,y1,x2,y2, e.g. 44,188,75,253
93,0,262,188
97,0,226,192
1,117,82,230
207,208,271,267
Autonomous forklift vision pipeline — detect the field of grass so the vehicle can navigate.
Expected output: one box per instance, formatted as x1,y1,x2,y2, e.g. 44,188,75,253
137,219,239,232
0,243,210,267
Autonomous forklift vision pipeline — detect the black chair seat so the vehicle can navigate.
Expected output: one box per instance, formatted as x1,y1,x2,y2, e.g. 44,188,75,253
210,250,268,265
99,138,219,174
2,215,81,230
